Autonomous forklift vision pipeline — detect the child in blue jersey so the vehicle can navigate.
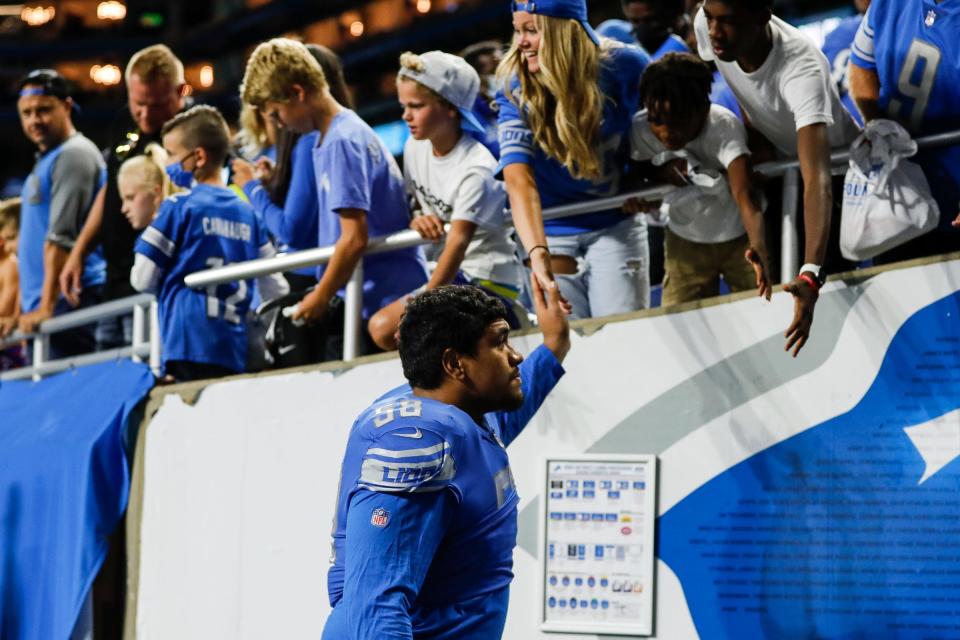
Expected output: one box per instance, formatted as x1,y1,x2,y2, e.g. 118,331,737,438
324,276,570,640
241,38,429,358
848,0,960,255
367,51,524,352
131,105,288,381
497,0,651,319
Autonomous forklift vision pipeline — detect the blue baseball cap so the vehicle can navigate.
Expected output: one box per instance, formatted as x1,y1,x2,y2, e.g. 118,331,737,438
511,0,601,47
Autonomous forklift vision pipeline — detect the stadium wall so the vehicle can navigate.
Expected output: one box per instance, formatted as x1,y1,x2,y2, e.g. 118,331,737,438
124,253,960,639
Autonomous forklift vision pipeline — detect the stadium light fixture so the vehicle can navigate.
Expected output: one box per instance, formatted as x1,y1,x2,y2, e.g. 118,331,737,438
199,65,214,88
96,1,127,21
416,0,431,13
90,64,122,85
21,5,55,26
349,20,364,37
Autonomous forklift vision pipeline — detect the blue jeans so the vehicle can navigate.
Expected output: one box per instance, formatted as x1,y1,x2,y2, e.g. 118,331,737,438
547,215,650,319
96,313,134,351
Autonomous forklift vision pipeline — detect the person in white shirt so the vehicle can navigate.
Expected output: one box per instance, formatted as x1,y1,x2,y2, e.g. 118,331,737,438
627,52,771,306
367,51,524,351
694,0,860,357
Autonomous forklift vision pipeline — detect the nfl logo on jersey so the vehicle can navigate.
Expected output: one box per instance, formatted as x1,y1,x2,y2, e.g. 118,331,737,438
370,507,390,528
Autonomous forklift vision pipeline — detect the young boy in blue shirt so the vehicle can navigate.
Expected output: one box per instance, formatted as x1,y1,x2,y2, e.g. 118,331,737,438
241,38,429,359
131,105,288,381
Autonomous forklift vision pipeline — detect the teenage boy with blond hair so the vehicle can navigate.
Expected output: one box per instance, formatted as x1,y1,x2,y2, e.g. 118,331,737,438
131,105,288,381
367,50,523,351
241,38,428,358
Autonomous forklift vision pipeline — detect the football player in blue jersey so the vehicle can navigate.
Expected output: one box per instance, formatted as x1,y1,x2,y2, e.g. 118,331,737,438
849,0,960,249
323,275,570,639
131,105,288,381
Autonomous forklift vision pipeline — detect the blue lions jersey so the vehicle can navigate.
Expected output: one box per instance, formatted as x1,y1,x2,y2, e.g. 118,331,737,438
822,14,867,126
850,0,960,219
134,184,270,373
323,345,565,639
496,44,650,236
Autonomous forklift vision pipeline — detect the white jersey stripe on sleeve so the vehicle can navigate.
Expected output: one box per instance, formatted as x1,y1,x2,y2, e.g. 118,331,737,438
366,442,449,459
141,226,176,258
851,9,875,63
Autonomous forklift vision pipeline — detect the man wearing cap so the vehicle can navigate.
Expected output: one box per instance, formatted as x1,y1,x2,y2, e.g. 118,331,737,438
366,50,523,351
241,38,428,358
5,69,106,357
59,44,188,348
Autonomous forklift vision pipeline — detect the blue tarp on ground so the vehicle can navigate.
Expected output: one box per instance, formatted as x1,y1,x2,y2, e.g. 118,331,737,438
0,360,154,640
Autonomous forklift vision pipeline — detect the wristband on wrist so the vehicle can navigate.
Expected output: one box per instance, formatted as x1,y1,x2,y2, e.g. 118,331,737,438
798,273,820,293
527,244,550,259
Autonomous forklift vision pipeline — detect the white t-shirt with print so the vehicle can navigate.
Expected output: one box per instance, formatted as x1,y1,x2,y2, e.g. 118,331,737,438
630,104,750,243
403,135,521,286
694,8,860,155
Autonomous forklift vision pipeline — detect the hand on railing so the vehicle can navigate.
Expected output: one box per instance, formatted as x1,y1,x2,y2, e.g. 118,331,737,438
782,276,818,358
18,308,53,335
410,214,445,242
0,315,17,339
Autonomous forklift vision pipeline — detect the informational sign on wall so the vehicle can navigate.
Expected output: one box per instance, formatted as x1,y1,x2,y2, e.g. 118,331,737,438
539,455,657,636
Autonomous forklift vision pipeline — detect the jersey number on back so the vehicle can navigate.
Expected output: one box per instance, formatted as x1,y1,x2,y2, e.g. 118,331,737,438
890,39,942,130
204,257,247,325
373,400,423,427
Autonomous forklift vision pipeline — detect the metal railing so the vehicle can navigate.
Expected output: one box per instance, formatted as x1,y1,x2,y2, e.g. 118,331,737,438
185,129,960,363
0,294,159,382
3,129,956,378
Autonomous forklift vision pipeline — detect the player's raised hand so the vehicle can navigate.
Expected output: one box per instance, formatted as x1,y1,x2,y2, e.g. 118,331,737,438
782,276,818,358
744,247,772,300
531,271,570,363
528,247,572,315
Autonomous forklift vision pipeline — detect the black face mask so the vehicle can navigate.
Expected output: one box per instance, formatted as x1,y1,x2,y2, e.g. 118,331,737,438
633,22,670,53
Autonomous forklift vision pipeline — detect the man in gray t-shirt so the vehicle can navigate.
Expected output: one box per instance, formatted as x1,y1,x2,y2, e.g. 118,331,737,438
3,69,106,358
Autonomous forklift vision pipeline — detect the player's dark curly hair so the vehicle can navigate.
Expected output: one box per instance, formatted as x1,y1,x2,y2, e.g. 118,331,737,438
398,286,507,390
639,52,713,124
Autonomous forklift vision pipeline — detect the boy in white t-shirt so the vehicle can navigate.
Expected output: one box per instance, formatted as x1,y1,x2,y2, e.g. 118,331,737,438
694,0,860,357
367,51,523,351
627,53,771,306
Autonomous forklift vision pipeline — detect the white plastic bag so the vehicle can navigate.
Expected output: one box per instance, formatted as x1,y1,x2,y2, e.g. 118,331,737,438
840,120,939,261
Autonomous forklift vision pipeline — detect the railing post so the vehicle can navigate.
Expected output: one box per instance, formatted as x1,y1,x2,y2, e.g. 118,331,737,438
780,167,800,283
132,303,146,363
32,334,48,382
149,300,161,376
343,262,364,362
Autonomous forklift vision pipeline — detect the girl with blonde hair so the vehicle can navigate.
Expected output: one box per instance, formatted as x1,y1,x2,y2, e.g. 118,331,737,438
497,0,652,318
116,143,173,231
